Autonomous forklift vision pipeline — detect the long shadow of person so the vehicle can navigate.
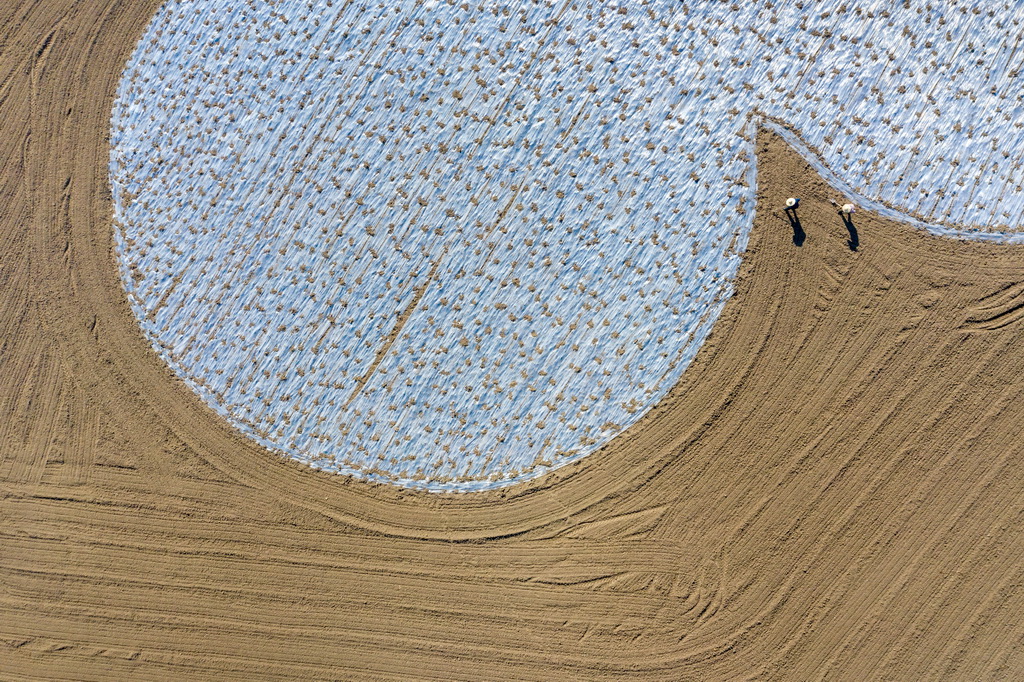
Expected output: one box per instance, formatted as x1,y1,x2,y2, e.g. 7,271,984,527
784,209,805,246
841,213,859,251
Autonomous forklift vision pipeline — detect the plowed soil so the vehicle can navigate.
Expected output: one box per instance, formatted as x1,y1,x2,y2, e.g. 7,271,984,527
3,2,1024,679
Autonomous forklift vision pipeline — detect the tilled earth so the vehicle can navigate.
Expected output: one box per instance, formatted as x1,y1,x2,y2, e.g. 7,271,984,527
3,2,1024,679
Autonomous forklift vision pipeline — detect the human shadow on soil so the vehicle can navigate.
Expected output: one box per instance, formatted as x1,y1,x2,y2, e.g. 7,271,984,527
784,209,805,246
841,214,859,251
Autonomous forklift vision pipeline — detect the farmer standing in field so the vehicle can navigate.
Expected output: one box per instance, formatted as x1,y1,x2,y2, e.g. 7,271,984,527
831,199,855,217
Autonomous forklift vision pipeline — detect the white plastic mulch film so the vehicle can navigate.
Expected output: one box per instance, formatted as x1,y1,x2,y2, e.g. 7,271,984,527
110,1,1024,490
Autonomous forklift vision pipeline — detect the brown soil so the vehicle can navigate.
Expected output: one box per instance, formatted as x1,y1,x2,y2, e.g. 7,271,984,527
3,2,1024,679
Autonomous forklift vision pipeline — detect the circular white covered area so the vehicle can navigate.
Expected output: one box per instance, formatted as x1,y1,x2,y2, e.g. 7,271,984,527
111,0,1024,490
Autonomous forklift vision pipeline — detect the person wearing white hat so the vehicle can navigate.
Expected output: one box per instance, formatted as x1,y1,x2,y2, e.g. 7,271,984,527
830,199,857,216
829,200,859,250
783,197,804,245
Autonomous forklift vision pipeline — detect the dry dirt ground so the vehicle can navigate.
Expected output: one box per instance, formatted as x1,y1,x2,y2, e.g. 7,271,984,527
3,2,1024,680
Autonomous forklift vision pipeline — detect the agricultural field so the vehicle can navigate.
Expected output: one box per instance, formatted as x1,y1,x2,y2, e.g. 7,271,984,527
3,0,1024,679
108,0,1024,490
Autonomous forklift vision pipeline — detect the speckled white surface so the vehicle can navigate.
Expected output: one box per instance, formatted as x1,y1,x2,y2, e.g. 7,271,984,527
110,1,1024,490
